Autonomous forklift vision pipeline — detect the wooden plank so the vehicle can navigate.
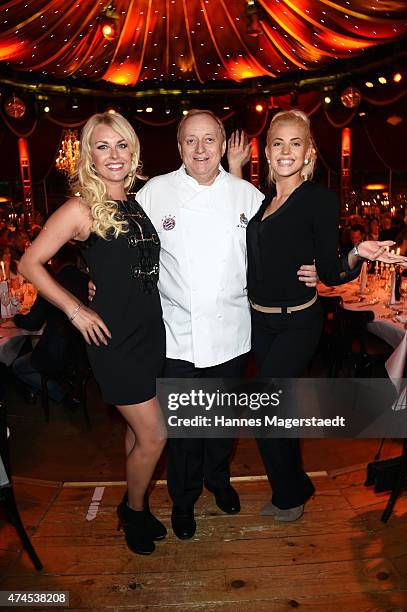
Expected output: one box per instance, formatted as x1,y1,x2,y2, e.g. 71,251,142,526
46,591,407,611
392,554,407,578
10,526,405,577
224,558,406,599
5,507,360,555
1,559,404,608
29,495,355,540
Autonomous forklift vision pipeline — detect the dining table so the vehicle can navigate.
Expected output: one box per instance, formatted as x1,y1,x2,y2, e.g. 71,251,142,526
318,279,407,410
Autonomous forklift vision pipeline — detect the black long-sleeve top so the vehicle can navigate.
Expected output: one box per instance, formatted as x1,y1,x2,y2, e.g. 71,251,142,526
246,181,361,307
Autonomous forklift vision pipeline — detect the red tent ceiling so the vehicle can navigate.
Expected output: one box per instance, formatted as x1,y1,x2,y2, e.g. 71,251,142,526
0,0,406,87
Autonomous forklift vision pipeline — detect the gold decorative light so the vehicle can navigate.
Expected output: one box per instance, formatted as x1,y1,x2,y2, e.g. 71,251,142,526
55,129,79,175
4,94,26,119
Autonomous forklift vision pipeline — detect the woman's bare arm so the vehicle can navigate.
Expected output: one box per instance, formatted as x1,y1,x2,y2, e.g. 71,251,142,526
19,198,111,346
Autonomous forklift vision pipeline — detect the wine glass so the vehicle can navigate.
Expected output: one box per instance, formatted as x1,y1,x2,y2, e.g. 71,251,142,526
1,290,11,318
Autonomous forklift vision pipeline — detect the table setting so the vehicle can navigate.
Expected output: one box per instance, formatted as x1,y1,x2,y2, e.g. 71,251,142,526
0,280,40,366
319,262,407,409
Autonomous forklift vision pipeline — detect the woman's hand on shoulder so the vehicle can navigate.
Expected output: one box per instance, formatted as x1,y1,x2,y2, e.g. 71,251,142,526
69,303,111,346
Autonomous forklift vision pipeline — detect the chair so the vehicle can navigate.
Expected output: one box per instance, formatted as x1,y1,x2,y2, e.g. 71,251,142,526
40,365,92,429
0,401,43,570
329,306,393,377
316,295,343,362
381,439,407,522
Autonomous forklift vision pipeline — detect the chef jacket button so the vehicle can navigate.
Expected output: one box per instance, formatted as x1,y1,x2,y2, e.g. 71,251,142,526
217,314,222,319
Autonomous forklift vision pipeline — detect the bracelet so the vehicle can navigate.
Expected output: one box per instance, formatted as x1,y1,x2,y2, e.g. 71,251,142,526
69,302,83,322
351,245,363,260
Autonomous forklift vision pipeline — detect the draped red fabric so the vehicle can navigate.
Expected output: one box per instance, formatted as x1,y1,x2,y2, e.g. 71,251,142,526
0,0,406,85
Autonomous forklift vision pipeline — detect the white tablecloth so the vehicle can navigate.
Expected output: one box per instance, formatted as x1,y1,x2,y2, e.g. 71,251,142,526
0,323,42,366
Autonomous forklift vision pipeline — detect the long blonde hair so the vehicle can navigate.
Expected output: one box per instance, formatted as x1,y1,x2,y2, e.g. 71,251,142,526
266,110,317,183
70,112,144,239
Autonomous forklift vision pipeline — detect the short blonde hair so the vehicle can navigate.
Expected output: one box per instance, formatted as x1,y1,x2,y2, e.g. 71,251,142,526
177,109,226,144
266,110,317,183
71,112,144,239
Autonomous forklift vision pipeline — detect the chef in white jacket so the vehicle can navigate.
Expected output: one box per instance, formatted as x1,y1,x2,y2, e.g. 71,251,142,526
137,109,316,539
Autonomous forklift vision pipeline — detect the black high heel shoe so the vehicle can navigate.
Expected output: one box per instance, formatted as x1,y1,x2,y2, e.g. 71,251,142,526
121,492,167,541
117,501,155,555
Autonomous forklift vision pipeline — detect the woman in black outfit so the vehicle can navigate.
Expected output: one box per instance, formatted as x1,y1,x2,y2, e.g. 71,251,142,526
19,112,166,555
245,110,406,521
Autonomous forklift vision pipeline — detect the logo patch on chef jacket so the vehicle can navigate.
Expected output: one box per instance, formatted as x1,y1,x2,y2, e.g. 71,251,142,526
237,213,248,228
162,215,176,231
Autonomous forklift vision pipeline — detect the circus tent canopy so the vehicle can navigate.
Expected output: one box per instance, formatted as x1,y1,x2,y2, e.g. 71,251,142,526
0,0,406,92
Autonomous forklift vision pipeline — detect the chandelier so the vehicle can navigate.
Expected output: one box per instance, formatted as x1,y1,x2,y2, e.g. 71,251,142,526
55,129,80,175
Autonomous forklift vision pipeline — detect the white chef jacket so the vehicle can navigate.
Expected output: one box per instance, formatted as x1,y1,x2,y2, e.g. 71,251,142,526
137,165,264,367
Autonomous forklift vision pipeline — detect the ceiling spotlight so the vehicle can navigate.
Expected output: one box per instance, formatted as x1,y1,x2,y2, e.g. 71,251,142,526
71,99,79,110
102,23,114,39
255,103,264,112
106,107,116,114
182,109,189,115
358,111,366,117
365,81,374,88
223,106,230,110
145,107,153,113
43,105,50,113
378,76,387,84
101,3,118,40
136,109,143,113
165,108,171,115
393,72,402,83
324,96,331,104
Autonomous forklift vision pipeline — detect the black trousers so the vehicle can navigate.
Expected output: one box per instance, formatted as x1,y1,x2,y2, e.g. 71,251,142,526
164,353,248,511
251,301,323,509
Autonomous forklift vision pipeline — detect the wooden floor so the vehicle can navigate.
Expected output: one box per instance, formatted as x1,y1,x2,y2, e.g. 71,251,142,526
1,472,407,611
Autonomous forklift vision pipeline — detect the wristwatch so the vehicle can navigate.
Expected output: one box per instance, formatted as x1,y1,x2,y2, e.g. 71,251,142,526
351,245,363,260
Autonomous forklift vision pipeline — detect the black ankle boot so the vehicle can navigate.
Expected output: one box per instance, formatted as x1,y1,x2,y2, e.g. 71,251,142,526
143,492,167,541
117,501,155,555
121,492,167,541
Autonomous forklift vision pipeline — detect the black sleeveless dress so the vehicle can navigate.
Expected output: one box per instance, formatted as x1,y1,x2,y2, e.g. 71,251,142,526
79,198,165,405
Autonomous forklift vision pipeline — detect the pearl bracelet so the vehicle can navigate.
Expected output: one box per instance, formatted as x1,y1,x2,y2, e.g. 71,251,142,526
69,302,83,322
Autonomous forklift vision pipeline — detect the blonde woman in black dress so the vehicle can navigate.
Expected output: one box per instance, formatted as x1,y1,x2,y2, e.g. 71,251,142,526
19,112,166,555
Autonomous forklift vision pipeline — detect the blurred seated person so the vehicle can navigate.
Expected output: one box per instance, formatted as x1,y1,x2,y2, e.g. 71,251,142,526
366,218,379,241
0,227,10,248
12,242,89,403
379,214,400,242
339,223,365,257
397,226,407,257
28,224,42,242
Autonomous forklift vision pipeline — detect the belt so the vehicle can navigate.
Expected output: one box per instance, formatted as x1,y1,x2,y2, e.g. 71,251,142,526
250,292,318,314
